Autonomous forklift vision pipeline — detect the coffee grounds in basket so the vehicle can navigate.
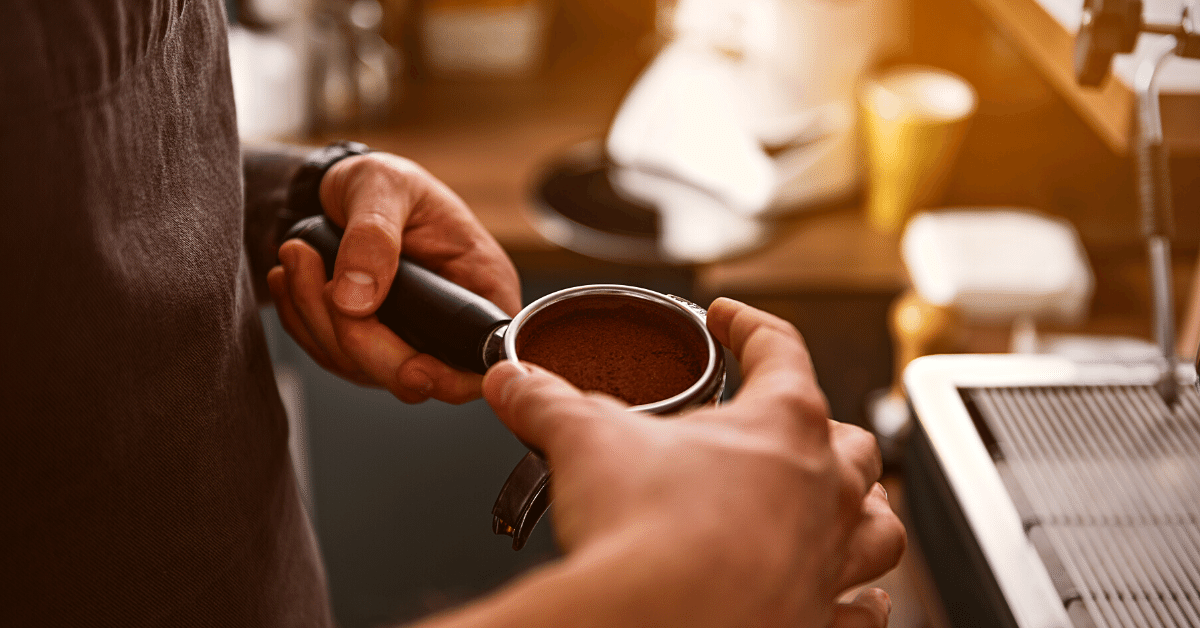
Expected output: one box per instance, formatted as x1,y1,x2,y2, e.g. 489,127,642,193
515,295,708,406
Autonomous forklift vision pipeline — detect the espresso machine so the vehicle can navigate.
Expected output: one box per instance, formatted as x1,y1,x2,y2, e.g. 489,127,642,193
902,3,1200,627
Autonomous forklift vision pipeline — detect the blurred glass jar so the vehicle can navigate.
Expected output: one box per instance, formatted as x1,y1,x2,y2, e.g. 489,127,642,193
229,0,402,137
309,0,403,130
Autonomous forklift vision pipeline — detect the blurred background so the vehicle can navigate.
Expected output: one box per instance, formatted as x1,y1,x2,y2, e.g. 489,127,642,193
228,0,1199,626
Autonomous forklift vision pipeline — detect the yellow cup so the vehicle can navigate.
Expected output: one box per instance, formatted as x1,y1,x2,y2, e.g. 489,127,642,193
859,66,977,233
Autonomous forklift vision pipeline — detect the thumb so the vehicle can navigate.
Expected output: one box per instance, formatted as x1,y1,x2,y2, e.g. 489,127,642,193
319,155,409,317
329,211,402,316
484,361,616,455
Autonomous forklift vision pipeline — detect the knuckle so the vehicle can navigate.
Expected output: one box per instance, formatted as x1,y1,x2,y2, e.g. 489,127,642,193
774,381,828,422
581,391,628,412
362,154,428,195
839,482,864,518
345,212,402,251
546,402,615,452
885,514,908,561
348,209,391,232
774,387,808,415
834,461,864,502
766,323,817,370
798,387,831,420
841,422,876,453
842,425,884,478
347,153,403,182
334,321,370,355
368,152,423,175
340,152,379,178
773,318,805,344
506,374,558,408
393,387,429,404
290,283,325,314
745,312,805,350
441,384,480,406
868,445,884,480
543,408,592,449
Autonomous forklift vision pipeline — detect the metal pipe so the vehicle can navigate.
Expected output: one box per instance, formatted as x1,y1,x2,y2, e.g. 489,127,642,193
1132,35,1180,405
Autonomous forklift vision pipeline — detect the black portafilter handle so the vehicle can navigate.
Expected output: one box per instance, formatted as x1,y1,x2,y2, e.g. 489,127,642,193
280,215,512,375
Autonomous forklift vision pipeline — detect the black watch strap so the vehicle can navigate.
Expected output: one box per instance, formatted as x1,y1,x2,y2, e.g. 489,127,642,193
283,140,371,228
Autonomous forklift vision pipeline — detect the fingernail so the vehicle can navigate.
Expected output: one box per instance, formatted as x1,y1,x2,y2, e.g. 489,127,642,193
498,361,530,407
883,591,892,614
400,367,433,396
334,270,376,311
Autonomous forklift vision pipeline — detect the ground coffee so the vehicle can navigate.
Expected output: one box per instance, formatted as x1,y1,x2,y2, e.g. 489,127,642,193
514,295,708,406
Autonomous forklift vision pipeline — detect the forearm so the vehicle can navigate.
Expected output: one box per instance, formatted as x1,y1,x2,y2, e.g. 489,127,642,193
409,535,688,628
242,142,314,303
405,528,801,628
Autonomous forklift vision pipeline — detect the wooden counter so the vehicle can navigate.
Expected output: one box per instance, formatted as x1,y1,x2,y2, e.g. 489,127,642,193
696,209,907,298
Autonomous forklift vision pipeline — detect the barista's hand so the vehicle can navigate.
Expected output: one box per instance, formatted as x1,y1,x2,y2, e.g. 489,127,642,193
481,298,905,628
268,153,521,404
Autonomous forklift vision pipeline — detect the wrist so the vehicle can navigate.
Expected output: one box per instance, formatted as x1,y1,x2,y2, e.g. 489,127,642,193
242,142,320,302
315,152,376,219
282,140,371,233
560,529,726,627
549,521,827,628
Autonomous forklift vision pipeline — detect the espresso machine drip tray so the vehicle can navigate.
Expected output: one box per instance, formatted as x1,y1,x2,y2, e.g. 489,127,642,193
964,384,1200,628
904,355,1200,628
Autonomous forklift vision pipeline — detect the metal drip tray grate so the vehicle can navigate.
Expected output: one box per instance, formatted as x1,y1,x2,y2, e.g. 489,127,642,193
963,385,1200,628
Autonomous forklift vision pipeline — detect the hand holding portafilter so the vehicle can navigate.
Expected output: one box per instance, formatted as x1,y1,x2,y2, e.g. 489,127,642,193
482,299,905,627
281,215,726,548
282,216,511,374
